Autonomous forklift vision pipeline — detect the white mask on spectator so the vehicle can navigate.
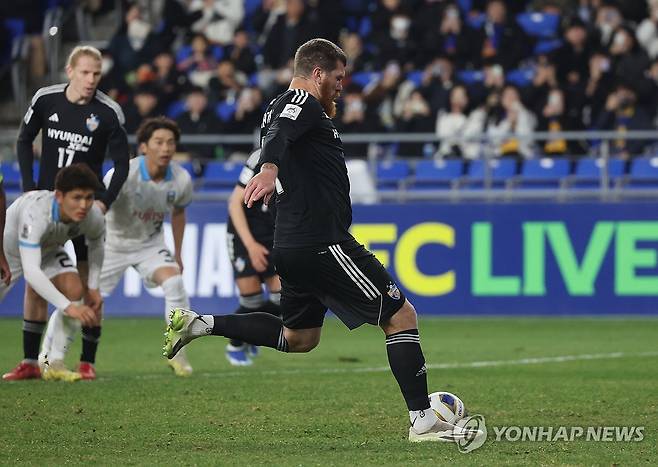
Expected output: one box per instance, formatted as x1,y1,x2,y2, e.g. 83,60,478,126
128,19,151,41
391,16,411,40
101,57,114,76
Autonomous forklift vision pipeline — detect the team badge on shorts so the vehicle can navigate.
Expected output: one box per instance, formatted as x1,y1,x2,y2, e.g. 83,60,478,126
387,282,401,300
86,113,100,132
234,257,246,272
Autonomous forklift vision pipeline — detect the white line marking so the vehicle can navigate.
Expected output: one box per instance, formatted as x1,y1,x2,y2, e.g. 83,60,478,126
110,351,658,382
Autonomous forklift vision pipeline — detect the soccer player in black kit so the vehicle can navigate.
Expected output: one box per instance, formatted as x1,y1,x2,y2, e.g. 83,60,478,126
164,39,476,442
6,45,129,381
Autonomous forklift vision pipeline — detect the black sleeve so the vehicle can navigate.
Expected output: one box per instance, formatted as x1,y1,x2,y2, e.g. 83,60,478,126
16,96,43,191
101,121,130,209
258,98,322,167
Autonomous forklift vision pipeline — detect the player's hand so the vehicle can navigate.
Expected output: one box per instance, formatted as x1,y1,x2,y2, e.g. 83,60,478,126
84,288,103,314
0,253,11,286
64,303,96,327
244,164,278,208
247,241,269,273
94,200,108,214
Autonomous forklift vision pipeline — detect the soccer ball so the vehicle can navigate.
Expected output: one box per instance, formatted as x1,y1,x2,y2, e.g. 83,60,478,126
429,391,467,424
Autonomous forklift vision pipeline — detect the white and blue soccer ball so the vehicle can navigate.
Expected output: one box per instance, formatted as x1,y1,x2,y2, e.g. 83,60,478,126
429,391,467,424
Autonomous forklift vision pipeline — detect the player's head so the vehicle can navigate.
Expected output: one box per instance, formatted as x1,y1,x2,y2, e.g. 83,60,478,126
54,164,103,222
293,38,346,118
66,45,102,102
136,117,180,169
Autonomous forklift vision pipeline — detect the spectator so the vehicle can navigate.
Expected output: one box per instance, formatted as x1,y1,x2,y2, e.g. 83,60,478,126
364,61,404,130
175,86,223,161
610,26,652,103
595,82,654,159
340,32,375,74
152,51,189,109
418,56,457,116
395,90,434,157
585,52,615,126
594,2,623,49
262,0,315,69
189,0,245,45
636,0,658,59
159,0,204,48
556,18,592,81
208,59,245,103
336,84,383,159
226,87,264,154
527,54,559,117
123,85,161,134
177,33,219,88
472,0,530,69
377,13,419,70
107,3,161,79
226,29,257,75
537,88,580,156
435,85,470,158
417,3,472,68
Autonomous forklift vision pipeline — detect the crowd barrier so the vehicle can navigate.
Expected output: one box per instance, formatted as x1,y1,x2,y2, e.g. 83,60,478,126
1,200,658,316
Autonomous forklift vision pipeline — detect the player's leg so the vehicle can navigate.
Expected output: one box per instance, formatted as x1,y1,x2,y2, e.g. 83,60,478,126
225,276,264,365
1,258,44,381
72,235,100,373
39,269,86,382
241,274,282,359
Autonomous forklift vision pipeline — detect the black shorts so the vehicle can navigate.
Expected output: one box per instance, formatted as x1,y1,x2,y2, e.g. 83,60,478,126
271,238,406,330
226,225,276,279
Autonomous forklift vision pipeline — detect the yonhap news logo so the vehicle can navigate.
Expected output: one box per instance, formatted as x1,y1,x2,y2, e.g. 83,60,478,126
454,416,645,453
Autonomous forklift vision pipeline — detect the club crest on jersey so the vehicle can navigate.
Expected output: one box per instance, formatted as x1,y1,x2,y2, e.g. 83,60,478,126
166,191,176,203
20,223,31,239
387,282,401,300
234,257,246,272
86,113,100,132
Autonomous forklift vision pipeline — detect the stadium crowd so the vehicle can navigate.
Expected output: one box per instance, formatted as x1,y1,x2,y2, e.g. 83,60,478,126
4,0,658,162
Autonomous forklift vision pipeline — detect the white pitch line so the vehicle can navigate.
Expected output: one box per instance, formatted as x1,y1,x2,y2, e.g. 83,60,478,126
125,350,658,381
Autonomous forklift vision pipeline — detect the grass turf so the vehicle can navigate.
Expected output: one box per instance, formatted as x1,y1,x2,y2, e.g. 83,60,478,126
0,317,656,465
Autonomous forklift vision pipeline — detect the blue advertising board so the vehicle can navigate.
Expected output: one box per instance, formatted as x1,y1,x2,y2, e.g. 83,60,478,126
1,202,657,316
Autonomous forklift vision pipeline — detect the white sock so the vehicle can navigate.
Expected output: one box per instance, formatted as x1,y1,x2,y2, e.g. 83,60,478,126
40,305,82,363
162,275,190,325
410,408,439,433
190,315,214,336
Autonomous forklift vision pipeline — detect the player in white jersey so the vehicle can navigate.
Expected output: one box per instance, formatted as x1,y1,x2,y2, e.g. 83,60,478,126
40,117,194,377
1,164,105,382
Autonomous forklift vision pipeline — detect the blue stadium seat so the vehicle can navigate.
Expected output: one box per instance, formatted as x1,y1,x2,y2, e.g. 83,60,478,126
351,71,381,88
405,70,423,88
0,162,21,191
510,157,571,189
533,39,563,55
1,19,25,67
506,68,535,87
565,157,625,189
460,158,517,189
618,156,658,189
199,161,242,191
216,101,237,123
466,13,486,29
409,159,463,190
166,100,186,119
376,160,411,190
457,70,484,85
179,161,195,179
516,12,560,38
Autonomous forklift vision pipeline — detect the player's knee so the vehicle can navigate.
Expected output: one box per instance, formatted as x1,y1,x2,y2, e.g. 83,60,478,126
64,281,84,302
380,300,418,333
285,332,320,353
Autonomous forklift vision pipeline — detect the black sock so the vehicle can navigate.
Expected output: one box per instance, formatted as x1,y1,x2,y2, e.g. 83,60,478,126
80,326,101,364
214,313,288,352
386,329,430,411
229,306,253,347
23,320,46,361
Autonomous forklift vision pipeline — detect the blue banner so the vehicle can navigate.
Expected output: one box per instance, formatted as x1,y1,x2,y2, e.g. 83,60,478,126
1,202,658,316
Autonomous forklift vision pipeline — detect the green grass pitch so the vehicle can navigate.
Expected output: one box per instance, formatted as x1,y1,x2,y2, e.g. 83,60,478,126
1,317,657,465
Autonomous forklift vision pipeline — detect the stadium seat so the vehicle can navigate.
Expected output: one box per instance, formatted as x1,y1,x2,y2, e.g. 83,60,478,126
199,161,242,191
618,156,658,189
376,160,411,190
457,70,484,85
466,13,486,29
516,12,560,38
458,158,517,190
166,100,186,119
506,68,535,87
216,101,237,123
351,71,381,88
563,157,625,189
178,161,195,179
533,39,563,55
0,162,21,191
409,159,463,190
405,70,423,88
508,157,571,189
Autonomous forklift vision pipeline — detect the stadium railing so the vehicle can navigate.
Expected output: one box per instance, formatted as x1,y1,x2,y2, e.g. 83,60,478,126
1,129,657,203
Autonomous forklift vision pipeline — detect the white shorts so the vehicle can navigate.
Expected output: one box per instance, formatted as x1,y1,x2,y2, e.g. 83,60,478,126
100,244,180,295
0,247,77,300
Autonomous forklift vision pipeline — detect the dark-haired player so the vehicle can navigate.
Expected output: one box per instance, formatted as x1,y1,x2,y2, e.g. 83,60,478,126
164,39,476,442
15,45,130,380
1,164,105,381
41,117,194,377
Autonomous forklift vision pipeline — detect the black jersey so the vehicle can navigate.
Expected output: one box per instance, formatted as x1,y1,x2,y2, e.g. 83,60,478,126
259,89,352,248
16,83,130,208
227,148,275,238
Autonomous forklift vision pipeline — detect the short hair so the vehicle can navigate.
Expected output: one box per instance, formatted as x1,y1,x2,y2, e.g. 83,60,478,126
293,38,347,77
136,116,181,144
54,164,103,193
66,45,102,68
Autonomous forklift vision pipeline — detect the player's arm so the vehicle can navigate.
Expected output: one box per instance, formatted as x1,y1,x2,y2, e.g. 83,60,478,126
171,206,186,272
16,95,44,191
0,180,10,285
228,185,269,272
100,119,130,211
